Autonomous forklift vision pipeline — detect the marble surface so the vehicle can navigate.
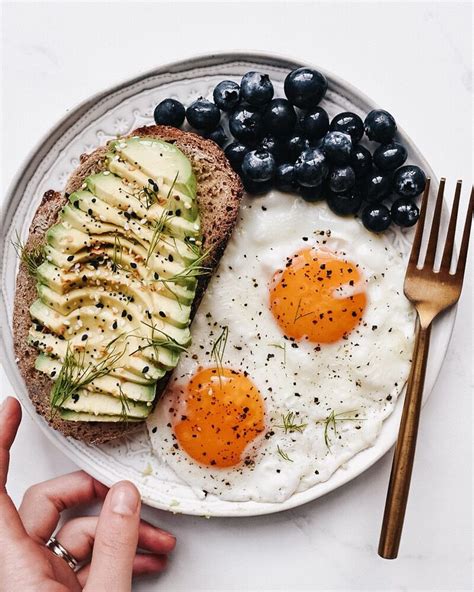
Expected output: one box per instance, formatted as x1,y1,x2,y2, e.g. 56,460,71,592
1,2,472,591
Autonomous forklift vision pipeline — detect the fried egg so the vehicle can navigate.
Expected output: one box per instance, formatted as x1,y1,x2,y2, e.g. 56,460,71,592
147,191,415,502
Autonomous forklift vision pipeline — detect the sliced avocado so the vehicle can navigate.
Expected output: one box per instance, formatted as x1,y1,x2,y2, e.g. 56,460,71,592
30,300,192,347
85,173,148,217
29,137,200,423
59,409,143,422
60,391,150,418
61,203,118,236
109,137,197,197
87,171,198,222
34,354,157,402
37,260,195,306
28,329,164,384
38,282,191,329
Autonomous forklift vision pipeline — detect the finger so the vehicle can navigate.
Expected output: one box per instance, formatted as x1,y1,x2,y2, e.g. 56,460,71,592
85,481,142,592
0,397,28,544
19,470,108,542
0,397,22,489
55,515,176,563
77,553,168,587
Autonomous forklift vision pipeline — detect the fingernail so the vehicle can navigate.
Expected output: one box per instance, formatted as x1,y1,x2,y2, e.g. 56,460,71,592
110,482,140,516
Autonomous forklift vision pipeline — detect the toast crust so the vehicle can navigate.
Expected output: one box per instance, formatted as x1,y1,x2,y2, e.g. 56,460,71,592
13,125,243,444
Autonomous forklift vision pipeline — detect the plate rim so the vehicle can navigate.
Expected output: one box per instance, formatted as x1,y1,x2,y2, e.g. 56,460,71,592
0,51,456,517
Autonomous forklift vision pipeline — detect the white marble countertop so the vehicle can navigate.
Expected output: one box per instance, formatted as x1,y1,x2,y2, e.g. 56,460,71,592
1,2,472,591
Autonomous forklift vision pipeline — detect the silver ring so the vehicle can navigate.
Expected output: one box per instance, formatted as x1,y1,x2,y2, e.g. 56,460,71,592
46,536,79,571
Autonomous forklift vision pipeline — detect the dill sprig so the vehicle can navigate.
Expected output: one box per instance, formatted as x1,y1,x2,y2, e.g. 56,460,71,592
12,232,45,278
275,411,307,434
111,231,126,272
161,247,211,284
145,172,179,265
129,320,188,358
211,325,229,368
277,445,293,462
210,325,229,380
269,342,287,364
318,409,364,451
141,178,160,209
145,208,172,265
117,383,131,422
293,297,315,323
50,344,124,415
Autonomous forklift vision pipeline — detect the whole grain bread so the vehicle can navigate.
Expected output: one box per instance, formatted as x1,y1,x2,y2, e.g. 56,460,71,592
13,125,243,444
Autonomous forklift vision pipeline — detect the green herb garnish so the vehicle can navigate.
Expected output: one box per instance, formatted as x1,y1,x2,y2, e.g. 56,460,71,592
275,411,307,434
161,247,212,283
145,172,179,264
50,344,124,415
111,231,126,272
12,232,45,278
277,445,293,462
269,342,287,364
117,383,131,422
210,325,229,383
317,409,364,451
129,320,188,358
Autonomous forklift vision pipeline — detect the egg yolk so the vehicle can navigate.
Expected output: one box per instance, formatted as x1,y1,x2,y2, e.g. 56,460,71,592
173,367,265,468
269,248,366,343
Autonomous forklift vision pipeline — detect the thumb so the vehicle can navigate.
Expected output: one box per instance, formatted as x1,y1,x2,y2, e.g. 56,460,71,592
85,481,141,592
0,397,29,544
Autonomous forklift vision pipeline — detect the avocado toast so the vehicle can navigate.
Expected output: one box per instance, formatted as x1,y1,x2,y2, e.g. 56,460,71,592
13,125,243,444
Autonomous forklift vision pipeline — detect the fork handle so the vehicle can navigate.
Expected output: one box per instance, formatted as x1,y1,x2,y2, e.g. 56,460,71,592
378,319,432,559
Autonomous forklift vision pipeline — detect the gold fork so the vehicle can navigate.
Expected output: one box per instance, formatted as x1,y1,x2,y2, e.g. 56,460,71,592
378,178,473,559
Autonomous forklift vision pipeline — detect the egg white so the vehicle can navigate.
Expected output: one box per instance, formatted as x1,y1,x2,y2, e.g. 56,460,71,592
147,191,415,503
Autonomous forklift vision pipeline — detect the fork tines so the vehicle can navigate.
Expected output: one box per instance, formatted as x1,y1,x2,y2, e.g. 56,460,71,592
408,178,473,280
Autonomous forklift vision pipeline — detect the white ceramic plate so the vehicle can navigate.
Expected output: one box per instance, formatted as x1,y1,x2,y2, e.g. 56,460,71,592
0,53,455,517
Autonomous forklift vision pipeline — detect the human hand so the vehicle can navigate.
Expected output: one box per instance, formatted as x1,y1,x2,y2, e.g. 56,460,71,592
0,397,176,592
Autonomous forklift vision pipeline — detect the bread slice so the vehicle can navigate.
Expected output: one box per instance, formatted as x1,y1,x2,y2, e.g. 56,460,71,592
13,125,243,444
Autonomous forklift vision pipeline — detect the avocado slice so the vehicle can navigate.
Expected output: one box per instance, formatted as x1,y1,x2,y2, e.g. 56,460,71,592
29,137,201,422
109,137,197,197
60,392,150,418
34,354,158,402
59,409,143,422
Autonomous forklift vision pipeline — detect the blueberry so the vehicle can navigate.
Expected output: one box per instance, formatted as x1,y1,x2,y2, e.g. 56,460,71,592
153,98,185,127
229,106,264,145
242,149,276,182
328,165,356,193
393,165,426,197
287,134,309,161
300,107,329,140
299,184,325,202
361,204,391,232
284,67,328,109
363,170,392,202
263,98,297,138
321,131,352,164
364,109,397,143
224,142,248,172
294,148,328,187
186,98,221,131
327,188,362,215
391,198,420,227
275,163,297,192
373,142,407,171
213,80,240,112
350,145,372,177
260,135,288,163
205,125,228,147
240,71,274,106
330,112,364,143
242,175,273,195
